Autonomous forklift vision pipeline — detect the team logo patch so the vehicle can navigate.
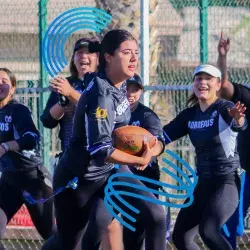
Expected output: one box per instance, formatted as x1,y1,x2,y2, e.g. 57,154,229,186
5,116,12,123
211,110,217,119
116,98,130,115
132,121,140,126
95,107,108,119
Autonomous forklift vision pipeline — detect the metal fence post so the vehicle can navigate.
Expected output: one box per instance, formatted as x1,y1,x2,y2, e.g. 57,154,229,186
38,0,50,169
200,0,208,63
140,0,150,107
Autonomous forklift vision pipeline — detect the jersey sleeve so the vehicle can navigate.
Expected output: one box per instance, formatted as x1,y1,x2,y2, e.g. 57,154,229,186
231,82,250,108
40,91,60,129
13,105,40,150
163,109,190,144
143,111,162,136
86,88,116,166
219,101,248,132
143,111,165,148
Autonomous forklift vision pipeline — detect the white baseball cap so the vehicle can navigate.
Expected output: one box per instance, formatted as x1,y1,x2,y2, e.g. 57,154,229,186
193,64,222,80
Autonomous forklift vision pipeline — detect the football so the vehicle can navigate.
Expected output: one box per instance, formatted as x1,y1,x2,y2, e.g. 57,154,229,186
112,126,157,156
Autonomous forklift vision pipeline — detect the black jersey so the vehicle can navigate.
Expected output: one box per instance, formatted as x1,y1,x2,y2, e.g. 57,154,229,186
163,98,247,178
130,102,164,138
68,72,131,180
129,102,165,168
40,76,85,151
231,83,250,175
0,100,41,172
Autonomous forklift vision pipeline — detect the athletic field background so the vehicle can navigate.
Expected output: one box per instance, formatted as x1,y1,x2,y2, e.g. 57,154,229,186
1,0,250,249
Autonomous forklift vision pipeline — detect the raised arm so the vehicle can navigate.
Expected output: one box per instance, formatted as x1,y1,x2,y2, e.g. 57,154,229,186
217,32,234,99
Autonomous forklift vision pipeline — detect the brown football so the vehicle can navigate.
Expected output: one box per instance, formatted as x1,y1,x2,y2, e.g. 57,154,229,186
112,126,157,156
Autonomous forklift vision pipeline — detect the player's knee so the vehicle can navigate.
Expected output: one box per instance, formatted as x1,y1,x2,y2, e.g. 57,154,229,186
146,204,165,229
172,227,191,249
199,224,215,245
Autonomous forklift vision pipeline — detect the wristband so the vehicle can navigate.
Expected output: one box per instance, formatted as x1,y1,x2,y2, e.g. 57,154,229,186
58,94,69,107
1,142,9,152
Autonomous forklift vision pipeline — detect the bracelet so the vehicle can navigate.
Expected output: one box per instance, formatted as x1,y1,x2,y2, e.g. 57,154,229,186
1,142,9,152
0,145,7,153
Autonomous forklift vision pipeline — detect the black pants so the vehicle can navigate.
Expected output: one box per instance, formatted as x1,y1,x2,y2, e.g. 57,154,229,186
42,160,166,250
0,167,56,250
222,172,250,250
81,165,161,250
172,176,240,250
123,165,160,250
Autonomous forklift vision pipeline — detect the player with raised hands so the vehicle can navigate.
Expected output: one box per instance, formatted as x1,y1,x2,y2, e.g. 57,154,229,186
163,64,247,250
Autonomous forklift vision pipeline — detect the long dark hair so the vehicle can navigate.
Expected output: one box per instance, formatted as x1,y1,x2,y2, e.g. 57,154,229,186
69,56,79,78
0,68,17,88
69,56,78,78
187,92,198,107
98,29,138,72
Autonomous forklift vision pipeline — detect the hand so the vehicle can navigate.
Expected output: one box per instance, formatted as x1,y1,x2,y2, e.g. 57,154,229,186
149,137,160,156
50,76,73,97
228,101,246,121
218,31,230,56
135,141,153,171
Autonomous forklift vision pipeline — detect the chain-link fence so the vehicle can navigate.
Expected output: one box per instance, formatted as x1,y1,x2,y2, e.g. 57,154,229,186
0,0,250,249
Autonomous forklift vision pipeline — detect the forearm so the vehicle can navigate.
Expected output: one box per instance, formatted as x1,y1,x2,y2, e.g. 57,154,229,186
0,140,21,157
232,117,248,131
233,117,246,127
67,89,81,105
106,149,147,167
5,141,20,151
217,55,234,99
50,103,65,120
217,55,228,86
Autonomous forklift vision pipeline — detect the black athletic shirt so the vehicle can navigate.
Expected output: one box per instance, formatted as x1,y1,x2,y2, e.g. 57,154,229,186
129,102,165,169
68,72,131,180
231,83,250,175
0,100,41,172
40,76,85,151
163,98,247,179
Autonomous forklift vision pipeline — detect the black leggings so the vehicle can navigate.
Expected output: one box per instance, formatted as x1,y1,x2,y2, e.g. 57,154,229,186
172,177,240,250
123,165,160,250
42,164,166,250
0,167,56,250
81,165,161,250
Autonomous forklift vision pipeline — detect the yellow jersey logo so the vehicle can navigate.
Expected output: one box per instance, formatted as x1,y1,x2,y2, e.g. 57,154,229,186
95,107,108,119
